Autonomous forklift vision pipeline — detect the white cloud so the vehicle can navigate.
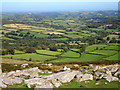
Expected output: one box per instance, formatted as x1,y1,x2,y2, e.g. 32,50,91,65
2,0,119,2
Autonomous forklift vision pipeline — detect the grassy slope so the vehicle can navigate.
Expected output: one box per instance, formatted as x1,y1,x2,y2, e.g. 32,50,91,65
61,51,80,57
2,53,57,61
36,50,61,55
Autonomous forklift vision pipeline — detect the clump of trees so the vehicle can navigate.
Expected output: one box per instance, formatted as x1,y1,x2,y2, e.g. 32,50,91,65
1,48,15,55
49,46,57,51
25,47,36,53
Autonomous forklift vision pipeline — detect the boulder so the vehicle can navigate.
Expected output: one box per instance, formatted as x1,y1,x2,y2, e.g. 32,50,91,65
13,67,40,78
76,73,93,82
0,81,7,88
56,71,79,83
114,71,120,77
63,66,70,71
3,77,23,86
21,64,29,68
35,81,53,88
51,79,62,88
24,78,46,88
42,71,79,83
104,75,119,82
110,67,119,72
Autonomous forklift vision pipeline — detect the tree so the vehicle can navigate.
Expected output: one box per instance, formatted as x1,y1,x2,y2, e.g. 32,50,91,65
6,48,15,55
79,45,86,57
49,46,57,51
106,37,110,41
25,47,36,53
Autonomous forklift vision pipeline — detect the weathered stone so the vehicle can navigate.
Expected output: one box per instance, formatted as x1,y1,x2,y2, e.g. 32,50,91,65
63,66,70,71
6,71,15,77
3,77,22,85
0,81,7,88
3,78,14,85
12,67,40,78
57,71,79,83
35,81,53,88
51,79,61,88
76,73,93,82
114,71,120,77
104,75,119,82
24,78,46,88
93,66,101,71
110,67,119,72
21,64,29,68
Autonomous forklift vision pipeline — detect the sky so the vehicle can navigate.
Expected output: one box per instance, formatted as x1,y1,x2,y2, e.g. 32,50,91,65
2,0,119,2
1,0,119,12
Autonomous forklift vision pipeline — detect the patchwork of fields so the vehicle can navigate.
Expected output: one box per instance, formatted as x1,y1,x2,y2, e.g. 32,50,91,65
2,43,119,63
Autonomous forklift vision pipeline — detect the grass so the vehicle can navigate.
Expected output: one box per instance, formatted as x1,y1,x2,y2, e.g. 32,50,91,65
108,43,120,46
2,53,57,61
104,46,119,50
59,79,119,88
2,58,41,64
15,50,25,54
5,79,120,88
89,50,117,56
61,51,80,57
85,44,107,52
49,53,105,63
36,50,61,55
104,52,119,61
51,38,68,40
71,49,79,52
1,37,14,40
38,73,53,76
8,84,28,88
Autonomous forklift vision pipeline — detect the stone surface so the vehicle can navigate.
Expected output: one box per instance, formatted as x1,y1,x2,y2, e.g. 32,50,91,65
13,67,40,78
104,75,119,82
110,67,119,72
24,78,46,88
0,81,7,88
51,79,62,88
3,77,22,86
35,81,53,88
76,73,93,82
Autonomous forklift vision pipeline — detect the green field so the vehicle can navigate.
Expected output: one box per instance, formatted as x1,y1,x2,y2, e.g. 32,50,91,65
2,53,57,61
105,52,119,61
89,50,117,56
85,44,107,52
61,51,80,57
49,53,105,63
15,50,25,54
36,50,61,55
104,46,119,50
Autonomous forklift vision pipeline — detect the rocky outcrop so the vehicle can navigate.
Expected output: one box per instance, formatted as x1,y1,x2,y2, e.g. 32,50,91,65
0,65,119,88
76,73,93,82
3,77,23,86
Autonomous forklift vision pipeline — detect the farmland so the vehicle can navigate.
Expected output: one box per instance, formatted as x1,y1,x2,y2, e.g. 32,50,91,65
1,11,119,63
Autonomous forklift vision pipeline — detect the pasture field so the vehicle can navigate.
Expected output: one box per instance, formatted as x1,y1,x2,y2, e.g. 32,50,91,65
36,50,61,55
85,44,107,52
2,53,57,61
49,53,105,63
15,50,25,54
104,52,119,61
104,45,119,50
51,38,68,40
89,50,117,56
61,51,80,57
